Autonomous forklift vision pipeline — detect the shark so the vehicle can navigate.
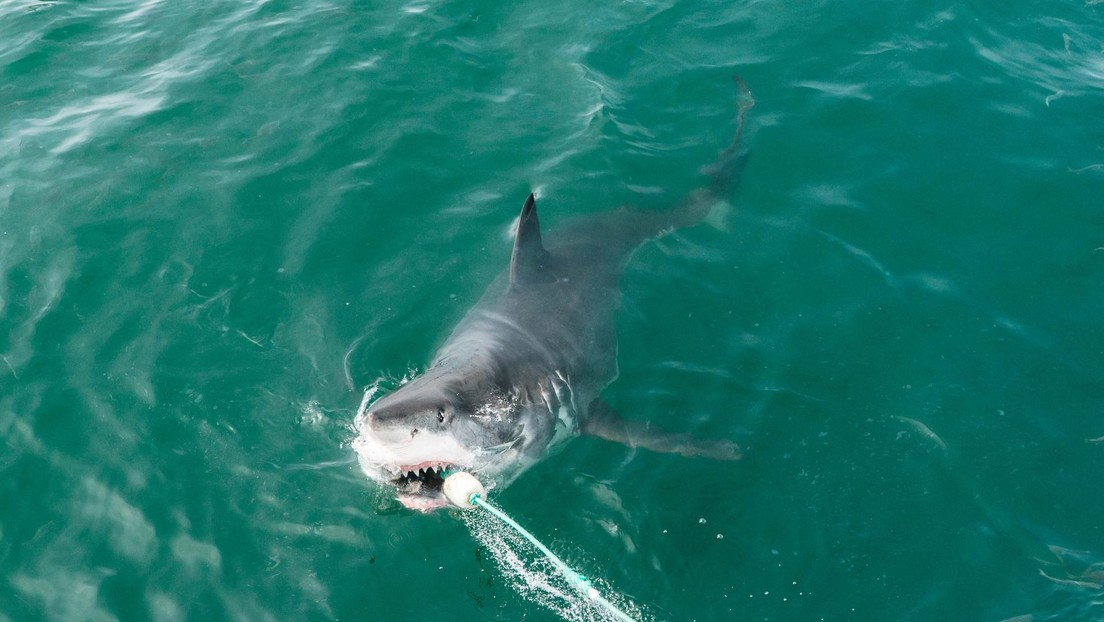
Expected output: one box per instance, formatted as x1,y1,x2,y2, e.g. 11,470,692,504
354,79,753,511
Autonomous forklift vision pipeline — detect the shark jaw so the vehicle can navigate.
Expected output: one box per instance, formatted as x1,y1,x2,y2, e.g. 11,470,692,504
352,421,476,511
352,411,532,512
389,461,463,511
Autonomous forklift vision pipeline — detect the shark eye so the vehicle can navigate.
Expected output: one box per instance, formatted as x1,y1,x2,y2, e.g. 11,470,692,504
437,408,445,423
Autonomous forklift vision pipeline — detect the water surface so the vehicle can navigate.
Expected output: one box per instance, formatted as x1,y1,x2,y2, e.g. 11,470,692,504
2,1,1103,620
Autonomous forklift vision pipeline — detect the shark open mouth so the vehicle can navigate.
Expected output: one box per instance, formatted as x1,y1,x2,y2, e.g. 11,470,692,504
391,461,466,511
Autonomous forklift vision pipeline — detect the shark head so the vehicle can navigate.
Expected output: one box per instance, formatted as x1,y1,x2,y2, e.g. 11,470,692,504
353,372,557,511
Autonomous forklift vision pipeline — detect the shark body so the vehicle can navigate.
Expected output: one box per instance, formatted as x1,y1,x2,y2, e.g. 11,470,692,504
354,80,753,511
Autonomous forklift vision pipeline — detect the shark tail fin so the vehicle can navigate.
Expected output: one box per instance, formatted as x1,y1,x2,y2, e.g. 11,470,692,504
702,76,756,197
605,76,756,243
669,75,756,229
515,78,755,266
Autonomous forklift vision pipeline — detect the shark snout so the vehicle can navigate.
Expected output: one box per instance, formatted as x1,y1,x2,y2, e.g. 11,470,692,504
362,405,448,439
359,413,421,448
365,384,457,430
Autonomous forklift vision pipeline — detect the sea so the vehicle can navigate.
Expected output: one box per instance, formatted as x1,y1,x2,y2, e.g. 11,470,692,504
2,1,1103,620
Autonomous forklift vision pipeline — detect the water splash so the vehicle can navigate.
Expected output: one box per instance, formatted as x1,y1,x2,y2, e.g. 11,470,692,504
460,508,649,622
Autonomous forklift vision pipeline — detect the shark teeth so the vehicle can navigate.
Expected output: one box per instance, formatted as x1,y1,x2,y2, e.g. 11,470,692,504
393,463,460,490
379,462,454,480
398,463,451,477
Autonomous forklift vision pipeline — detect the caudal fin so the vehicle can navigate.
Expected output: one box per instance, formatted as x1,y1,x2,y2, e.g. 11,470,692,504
548,78,755,256
615,76,756,237
703,76,756,196
670,75,756,228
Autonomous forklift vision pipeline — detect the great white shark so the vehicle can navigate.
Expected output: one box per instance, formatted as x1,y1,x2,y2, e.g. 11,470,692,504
354,80,754,511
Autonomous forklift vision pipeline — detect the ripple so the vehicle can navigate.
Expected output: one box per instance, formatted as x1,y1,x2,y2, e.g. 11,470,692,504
10,569,115,621
971,15,1104,99
170,533,222,576
2,246,74,372
792,80,873,101
78,477,157,565
145,591,184,622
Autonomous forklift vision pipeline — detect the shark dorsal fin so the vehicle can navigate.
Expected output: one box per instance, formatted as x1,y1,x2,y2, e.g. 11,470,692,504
509,193,553,286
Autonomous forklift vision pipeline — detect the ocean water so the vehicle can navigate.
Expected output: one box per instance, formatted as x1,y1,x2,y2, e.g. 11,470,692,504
2,1,1103,620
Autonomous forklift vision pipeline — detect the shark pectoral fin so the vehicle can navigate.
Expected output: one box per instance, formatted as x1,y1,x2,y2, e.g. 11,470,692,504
581,399,741,461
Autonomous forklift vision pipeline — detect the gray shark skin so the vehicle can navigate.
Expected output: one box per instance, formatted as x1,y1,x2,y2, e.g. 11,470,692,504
354,79,753,511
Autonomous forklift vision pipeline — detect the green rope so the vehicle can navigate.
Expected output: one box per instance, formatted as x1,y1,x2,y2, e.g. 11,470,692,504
470,493,638,622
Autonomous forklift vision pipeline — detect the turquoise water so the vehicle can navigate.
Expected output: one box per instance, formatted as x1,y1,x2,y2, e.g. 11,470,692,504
3,1,1104,620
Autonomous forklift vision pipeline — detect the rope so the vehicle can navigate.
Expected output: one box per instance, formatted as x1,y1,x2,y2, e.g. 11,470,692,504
470,493,638,622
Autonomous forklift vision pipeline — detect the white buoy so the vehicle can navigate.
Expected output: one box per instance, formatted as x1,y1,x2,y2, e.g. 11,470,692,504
443,471,486,509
